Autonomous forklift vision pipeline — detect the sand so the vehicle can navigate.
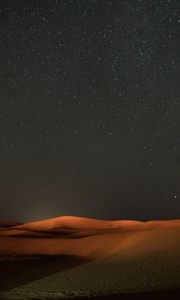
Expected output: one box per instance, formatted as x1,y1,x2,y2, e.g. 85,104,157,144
0,216,180,299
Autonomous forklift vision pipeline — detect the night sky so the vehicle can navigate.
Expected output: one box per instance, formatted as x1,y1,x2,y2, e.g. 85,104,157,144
0,0,179,222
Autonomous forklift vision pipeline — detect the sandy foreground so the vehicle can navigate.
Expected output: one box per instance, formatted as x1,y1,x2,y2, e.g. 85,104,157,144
0,216,180,299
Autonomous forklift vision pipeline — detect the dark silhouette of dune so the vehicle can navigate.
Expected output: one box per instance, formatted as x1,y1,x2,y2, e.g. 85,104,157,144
0,221,22,229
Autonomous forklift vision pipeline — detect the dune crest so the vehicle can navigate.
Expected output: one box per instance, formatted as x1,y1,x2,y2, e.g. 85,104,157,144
7,216,180,232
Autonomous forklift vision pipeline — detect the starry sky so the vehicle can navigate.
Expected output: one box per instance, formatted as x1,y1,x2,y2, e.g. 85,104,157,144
0,0,179,222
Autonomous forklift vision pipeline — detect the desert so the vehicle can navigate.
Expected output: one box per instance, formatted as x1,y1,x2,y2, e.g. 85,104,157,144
0,216,180,299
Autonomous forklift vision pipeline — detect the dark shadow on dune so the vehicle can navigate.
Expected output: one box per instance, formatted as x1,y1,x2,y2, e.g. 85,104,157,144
0,255,91,294
1,228,139,239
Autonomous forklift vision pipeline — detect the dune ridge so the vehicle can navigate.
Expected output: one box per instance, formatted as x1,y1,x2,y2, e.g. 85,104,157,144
4,215,180,232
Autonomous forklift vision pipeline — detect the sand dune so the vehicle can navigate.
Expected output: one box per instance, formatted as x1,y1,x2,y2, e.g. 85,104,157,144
4,215,180,231
0,216,180,299
0,216,180,258
9,216,144,231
